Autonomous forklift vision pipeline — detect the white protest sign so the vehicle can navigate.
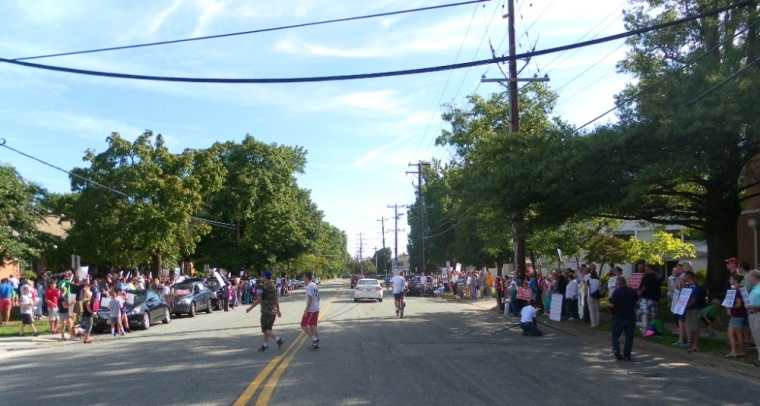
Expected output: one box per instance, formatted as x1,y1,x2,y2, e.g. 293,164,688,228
100,297,110,308
740,287,751,306
455,263,462,273
68,293,76,304
557,249,564,264
77,266,89,280
670,289,680,314
722,289,737,308
126,293,135,305
240,271,245,277
550,294,564,321
672,287,692,315
569,258,579,271
161,268,170,276
214,271,226,287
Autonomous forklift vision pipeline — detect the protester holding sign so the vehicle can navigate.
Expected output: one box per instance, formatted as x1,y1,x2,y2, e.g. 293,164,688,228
681,271,705,353
725,273,747,358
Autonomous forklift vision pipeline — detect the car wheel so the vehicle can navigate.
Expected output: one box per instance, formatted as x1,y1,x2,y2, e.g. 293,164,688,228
206,299,213,314
378,299,382,302
141,312,151,330
162,307,171,324
188,302,196,318
216,301,224,311
354,298,358,302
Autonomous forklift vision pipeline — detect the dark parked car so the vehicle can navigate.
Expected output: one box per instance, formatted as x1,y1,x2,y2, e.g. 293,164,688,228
204,279,227,311
171,281,214,317
93,290,170,332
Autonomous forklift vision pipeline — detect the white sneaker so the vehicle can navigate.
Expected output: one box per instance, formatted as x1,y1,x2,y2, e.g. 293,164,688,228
568,317,575,321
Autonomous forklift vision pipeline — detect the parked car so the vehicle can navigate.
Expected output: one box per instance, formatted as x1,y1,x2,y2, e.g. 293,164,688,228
354,278,383,302
93,290,170,332
411,276,434,296
204,279,227,311
171,281,214,317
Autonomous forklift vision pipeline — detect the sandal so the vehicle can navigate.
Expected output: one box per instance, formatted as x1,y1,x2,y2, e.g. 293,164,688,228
687,348,699,353
724,354,736,358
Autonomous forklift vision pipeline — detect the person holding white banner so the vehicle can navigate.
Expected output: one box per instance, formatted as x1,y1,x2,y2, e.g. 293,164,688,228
725,273,747,358
681,271,706,353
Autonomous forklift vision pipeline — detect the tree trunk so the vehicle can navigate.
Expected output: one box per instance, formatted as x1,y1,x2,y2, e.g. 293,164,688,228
152,251,162,275
704,212,739,300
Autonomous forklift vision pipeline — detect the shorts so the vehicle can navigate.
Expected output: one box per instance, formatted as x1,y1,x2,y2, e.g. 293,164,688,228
301,311,319,327
260,313,276,333
700,315,715,325
393,293,404,301
730,317,748,328
109,317,120,325
48,309,59,321
684,309,701,334
81,316,93,334
21,314,33,325
58,313,71,321
640,298,658,316
0,298,11,312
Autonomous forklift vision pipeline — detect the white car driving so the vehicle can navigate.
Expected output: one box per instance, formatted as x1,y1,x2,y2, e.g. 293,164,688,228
354,278,383,302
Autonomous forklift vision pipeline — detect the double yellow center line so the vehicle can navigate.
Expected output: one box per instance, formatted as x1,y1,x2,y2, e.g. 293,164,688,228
234,287,342,406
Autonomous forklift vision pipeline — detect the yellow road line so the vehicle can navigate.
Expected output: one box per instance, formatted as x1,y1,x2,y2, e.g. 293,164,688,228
234,286,343,406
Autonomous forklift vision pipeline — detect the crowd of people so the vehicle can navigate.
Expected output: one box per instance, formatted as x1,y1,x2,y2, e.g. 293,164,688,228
0,269,310,345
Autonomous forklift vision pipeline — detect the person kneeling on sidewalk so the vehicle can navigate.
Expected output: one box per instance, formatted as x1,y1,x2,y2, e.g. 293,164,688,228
520,300,543,336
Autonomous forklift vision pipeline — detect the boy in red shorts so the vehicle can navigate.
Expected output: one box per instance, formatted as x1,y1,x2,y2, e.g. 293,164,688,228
302,272,320,350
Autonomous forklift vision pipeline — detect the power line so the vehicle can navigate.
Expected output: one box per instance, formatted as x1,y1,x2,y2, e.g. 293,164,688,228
0,138,237,230
13,0,492,61
684,57,760,106
553,41,625,94
577,16,760,130
0,0,750,84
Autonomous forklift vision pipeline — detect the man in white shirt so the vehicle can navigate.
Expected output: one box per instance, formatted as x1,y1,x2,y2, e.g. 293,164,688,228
391,272,407,315
565,275,579,320
520,300,542,336
302,272,320,350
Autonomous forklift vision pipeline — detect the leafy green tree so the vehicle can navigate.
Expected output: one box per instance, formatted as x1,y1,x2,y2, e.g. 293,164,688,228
370,247,393,275
0,164,44,262
621,231,696,266
65,132,225,272
559,1,760,295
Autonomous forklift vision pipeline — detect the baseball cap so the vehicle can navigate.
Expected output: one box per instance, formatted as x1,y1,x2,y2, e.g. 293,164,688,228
263,271,273,278
725,258,739,266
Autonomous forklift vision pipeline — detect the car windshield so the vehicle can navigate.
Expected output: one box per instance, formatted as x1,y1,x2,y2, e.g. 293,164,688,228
358,280,378,285
205,280,219,288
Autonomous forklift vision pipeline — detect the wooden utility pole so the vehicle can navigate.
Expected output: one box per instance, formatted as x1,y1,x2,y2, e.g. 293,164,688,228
387,204,405,272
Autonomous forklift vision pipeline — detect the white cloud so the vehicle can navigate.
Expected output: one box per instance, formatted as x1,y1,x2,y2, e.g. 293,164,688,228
352,133,414,168
192,0,227,37
335,90,405,113
147,0,184,35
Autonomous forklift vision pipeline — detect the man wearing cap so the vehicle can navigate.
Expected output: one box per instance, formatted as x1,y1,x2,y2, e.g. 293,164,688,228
246,271,285,352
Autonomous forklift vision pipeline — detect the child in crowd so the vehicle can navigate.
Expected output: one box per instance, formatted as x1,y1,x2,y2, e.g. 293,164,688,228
109,291,124,336
699,299,721,338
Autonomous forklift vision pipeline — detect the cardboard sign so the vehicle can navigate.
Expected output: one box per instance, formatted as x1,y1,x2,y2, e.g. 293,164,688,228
68,293,76,304
672,287,692,315
100,297,110,308
455,263,462,273
628,273,644,290
126,293,135,305
161,269,170,276
240,271,245,277
740,287,751,306
77,266,89,281
517,287,532,301
550,294,564,321
569,258,579,271
722,289,737,308
670,289,680,314
214,271,226,287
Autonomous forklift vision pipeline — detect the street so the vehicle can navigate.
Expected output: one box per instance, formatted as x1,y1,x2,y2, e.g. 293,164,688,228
0,279,757,406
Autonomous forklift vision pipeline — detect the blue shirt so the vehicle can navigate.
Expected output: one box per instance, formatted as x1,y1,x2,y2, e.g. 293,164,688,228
0,283,12,299
750,285,760,307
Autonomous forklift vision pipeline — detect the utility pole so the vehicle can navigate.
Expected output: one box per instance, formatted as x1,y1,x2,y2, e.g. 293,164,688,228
387,204,405,272
480,0,549,281
357,233,366,275
377,217,388,276
407,162,430,275
373,246,378,270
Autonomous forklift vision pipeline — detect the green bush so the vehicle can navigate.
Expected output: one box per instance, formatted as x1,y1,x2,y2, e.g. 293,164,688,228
21,270,37,280
696,269,707,286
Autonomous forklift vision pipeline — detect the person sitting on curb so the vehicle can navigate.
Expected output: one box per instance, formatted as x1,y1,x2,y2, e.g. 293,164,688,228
520,299,543,336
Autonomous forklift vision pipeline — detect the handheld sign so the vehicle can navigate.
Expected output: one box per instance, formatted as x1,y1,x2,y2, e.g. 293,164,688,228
670,289,680,314
100,297,110,308
517,287,532,301
550,294,563,321
722,289,737,308
628,273,644,290
569,258,579,271
214,271,226,287
672,287,692,315
740,287,751,306
68,293,76,304
126,293,135,305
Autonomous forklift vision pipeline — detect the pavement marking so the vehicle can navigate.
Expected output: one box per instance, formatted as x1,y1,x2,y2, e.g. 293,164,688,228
234,285,343,406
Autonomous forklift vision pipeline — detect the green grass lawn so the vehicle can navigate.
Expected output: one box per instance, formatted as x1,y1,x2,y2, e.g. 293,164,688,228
0,319,52,337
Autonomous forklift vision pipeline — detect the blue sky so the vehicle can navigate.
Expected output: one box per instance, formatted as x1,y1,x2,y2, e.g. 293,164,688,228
0,0,630,260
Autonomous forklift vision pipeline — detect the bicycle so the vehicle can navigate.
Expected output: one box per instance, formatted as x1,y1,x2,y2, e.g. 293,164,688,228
395,289,408,318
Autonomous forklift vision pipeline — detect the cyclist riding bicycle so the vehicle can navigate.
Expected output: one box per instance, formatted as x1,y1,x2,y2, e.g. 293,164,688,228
391,272,408,316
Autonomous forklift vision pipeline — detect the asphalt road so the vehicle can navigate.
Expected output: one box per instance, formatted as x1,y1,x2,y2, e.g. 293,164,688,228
0,279,758,406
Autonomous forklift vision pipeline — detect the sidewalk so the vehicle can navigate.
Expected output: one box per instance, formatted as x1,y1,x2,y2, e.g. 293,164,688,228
0,335,77,353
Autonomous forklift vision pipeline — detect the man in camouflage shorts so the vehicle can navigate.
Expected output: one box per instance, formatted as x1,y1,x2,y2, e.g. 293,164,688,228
246,271,285,352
